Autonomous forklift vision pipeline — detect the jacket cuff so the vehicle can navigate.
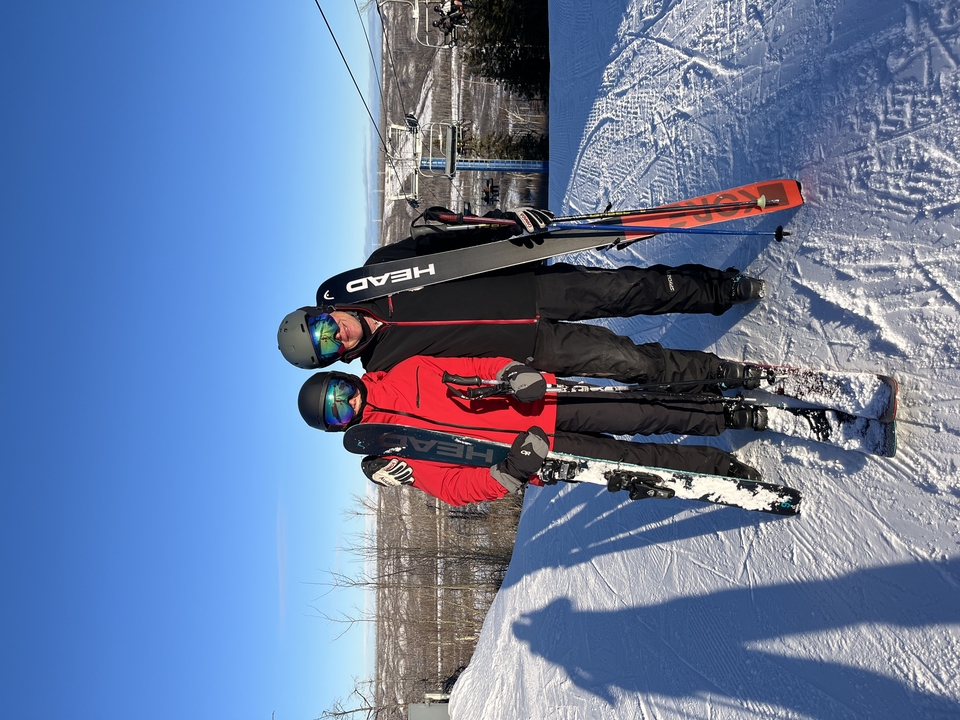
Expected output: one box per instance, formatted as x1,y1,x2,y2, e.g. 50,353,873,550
496,360,523,381
489,465,524,493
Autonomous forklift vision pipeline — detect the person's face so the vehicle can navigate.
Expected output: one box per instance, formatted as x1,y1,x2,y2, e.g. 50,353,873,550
321,375,364,429
329,311,363,351
348,391,363,414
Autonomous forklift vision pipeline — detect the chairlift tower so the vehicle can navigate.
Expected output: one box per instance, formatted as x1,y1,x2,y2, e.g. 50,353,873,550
384,116,548,207
419,121,464,178
383,119,464,207
384,117,423,206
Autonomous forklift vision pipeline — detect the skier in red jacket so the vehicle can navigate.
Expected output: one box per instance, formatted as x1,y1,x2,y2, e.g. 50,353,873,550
297,355,765,506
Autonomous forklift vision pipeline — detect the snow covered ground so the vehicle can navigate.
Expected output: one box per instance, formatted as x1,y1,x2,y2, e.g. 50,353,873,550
450,0,960,717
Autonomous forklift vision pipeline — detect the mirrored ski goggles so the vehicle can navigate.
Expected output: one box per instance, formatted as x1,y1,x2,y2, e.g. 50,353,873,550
322,377,360,428
306,313,344,362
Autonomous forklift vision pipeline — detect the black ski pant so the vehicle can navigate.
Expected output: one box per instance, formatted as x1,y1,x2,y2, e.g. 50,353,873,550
530,263,737,385
555,395,727,437
549,373,733,476
552,432,737,477
535,262,739,318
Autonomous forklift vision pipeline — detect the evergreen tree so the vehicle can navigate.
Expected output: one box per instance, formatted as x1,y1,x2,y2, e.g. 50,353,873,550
461,0,550,101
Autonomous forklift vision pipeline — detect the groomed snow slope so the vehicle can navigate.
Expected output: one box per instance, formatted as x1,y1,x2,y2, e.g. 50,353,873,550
450,0,960,718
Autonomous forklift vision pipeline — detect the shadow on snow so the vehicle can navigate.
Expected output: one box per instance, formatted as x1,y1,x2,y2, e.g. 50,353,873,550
510,558,960,717
505,483,782,587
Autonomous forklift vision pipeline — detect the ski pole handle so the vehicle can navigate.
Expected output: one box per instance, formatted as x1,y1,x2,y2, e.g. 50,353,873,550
429,211,518,227
441,372,484,387
442,372,507,399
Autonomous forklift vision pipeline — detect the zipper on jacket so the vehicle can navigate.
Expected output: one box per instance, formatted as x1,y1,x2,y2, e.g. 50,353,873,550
391,318,538,327
365,403,554,443
338,308,538,362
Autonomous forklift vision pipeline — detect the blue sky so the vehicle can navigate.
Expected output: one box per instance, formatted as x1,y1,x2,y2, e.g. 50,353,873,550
1,3,377,718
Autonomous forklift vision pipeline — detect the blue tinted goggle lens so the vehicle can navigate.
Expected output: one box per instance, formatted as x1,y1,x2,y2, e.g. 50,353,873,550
323,378,358,428
307,313,343,362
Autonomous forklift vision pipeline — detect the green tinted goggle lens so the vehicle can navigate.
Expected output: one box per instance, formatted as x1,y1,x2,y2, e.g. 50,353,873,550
323,378,358,427
307,313,343,362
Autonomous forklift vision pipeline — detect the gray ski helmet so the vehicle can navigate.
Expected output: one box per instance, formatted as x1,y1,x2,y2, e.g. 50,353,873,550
278,307,325,369
298,371,366,431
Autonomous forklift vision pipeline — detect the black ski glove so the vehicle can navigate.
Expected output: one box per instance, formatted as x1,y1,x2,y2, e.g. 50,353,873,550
361,456,416,487
503,207,554,236
497,361,546,402
490,426,550,492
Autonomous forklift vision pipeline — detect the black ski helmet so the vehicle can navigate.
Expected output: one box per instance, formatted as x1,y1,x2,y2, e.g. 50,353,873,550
298,371,366,432
278,306,333,370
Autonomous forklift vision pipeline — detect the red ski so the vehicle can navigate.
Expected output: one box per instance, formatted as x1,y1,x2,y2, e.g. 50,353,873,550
317,179,805,304
613,179,803,237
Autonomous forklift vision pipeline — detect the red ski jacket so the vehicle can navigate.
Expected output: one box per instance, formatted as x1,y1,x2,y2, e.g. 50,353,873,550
360,355,558,506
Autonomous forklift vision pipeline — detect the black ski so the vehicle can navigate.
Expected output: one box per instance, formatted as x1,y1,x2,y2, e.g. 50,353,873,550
317,179,804,304
764,407,897,457
443,364,898,421
344,424,802,516
755,365,897,422
440,369,897,456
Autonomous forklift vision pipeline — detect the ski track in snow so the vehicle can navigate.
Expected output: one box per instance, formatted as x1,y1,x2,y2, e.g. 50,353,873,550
450,0,960,718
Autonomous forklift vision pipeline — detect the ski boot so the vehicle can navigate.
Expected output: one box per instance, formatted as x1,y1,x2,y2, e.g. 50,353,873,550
726,458,763,481
717,361,769,390
724,404,768,431
730,273,765,304
606,471,675,500
537,459,577,485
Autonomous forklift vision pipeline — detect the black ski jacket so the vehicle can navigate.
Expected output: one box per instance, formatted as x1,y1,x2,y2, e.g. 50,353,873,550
320,223,545,372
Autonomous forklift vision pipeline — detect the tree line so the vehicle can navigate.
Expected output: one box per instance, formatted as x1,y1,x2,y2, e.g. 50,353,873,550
318,488,523,719
462,0,550,102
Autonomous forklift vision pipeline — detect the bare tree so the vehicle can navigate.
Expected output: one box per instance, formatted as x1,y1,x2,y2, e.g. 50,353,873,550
319,681,407,720
315,487,521,720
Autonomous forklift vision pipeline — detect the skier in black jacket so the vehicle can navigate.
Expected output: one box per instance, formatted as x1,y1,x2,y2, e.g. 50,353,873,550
278,207,766,389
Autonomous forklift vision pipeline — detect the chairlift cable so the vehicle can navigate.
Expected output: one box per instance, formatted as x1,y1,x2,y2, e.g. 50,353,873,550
374,1,411,121
352,0,386,110
313,0,408,198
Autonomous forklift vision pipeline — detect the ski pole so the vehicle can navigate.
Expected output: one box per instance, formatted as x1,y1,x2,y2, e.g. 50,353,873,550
410,221,633,238
552,195,775,223
442,370,791,397
427,196,775,229
424,218,790,242
441,372,837,414
441,372,752,405
551,223,790,241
